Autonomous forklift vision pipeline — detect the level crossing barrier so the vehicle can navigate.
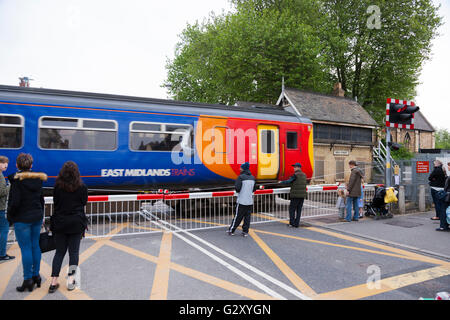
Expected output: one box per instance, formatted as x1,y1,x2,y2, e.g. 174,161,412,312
7,185,378,242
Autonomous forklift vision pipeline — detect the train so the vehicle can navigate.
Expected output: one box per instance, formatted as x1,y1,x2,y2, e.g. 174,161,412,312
0,85,313,192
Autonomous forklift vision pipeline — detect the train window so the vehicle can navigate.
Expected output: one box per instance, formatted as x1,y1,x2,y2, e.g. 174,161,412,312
0,114,23,149
286,132,298,149
129,121,192,152
83,120,116,129
131,123,161,132
41,118,78,128
261,130,274,154
39,117,117,150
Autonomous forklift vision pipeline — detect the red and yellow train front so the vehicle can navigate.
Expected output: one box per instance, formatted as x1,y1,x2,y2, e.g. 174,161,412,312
195,115,313,182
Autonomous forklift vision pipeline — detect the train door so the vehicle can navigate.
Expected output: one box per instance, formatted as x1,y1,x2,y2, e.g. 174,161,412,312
257,125,279,179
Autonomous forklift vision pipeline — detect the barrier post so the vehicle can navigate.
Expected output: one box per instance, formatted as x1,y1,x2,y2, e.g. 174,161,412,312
398,185,405,214
418,184,426,212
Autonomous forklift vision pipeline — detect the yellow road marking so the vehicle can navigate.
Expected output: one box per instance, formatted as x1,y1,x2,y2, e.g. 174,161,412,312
150,231,173,300
254,229,413,260
0,243,21,299
105,239,275,300
22,224,128,300
249,230,317,297
316,266,450,300
179,219,226,227
308,227,450,267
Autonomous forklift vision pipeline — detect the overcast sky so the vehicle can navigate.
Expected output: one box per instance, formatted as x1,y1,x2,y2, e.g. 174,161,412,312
0,0,448,131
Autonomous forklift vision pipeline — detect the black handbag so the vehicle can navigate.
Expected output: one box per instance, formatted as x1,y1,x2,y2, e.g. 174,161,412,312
39,224,56,253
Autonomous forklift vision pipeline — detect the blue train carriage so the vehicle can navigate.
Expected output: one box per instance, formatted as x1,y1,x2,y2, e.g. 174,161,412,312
0,85,313,192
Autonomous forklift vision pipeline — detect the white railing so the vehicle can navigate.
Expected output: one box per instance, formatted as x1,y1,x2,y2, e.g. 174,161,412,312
7,185,378,242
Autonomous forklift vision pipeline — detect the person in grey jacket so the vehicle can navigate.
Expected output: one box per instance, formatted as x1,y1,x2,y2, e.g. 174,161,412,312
0,156,14,261
346,160,364,222
227,162,256,237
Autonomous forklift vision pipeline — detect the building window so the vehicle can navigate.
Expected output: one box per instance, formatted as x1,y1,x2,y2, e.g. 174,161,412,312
336,159,345,181
286,132,298,149
404,132,411,150
39,117,117,150
314,124,372,144
0,114,23,149
314,157,325,180
129,122,192,152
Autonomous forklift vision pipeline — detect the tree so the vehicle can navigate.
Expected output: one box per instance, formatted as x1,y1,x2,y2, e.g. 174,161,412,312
435,128,450,149
317,0,442,125
165,0,330,104
164,0,442,112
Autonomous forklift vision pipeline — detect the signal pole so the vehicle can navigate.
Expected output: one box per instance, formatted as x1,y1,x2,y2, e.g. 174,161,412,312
385,127,391,188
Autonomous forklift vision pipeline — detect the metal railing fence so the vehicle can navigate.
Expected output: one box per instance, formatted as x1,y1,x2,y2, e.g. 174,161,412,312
7,185,378,242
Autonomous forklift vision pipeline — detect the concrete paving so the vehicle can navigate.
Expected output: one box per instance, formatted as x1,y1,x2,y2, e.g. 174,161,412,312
0,210,449,301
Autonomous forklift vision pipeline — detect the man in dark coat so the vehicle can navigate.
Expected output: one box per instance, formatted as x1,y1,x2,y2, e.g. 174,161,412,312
279,163,307,228
346,160,364,222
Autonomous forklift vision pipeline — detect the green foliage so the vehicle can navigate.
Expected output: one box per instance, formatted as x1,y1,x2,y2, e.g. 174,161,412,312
435,128,450,149
390,146,415,160
164,0,442,110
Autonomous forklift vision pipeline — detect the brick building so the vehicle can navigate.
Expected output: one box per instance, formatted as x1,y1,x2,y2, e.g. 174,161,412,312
276,84,379,184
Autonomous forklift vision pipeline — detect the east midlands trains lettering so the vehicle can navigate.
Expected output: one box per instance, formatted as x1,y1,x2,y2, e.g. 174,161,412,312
101,169,172,177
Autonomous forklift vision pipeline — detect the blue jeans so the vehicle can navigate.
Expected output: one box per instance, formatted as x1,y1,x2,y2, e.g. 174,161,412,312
14,221,42,280
346,197,359,221
431,188,442,218
0,210,9,257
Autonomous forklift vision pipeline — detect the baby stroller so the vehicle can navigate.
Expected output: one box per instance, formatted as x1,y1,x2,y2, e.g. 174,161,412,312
364,186,394,220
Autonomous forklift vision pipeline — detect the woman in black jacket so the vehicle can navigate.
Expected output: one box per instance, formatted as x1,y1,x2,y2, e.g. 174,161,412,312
49,161,88,293
428,160,447,221
7,153,47,292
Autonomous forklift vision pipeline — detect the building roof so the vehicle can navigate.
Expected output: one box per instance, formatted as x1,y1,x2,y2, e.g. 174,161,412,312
278,87,378,127
413,110,435,132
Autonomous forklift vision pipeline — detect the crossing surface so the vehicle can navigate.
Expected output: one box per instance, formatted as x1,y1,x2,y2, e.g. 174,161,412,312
1,210,449,300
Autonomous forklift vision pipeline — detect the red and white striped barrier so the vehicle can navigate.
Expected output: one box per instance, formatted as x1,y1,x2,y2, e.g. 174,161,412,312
44,184,382,204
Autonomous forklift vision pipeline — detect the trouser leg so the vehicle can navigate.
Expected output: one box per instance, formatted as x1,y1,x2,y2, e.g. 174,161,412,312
51,233,69,277
439,202,449,229
241,205,253,233
293,198,304,227
229,204,244,233
30,221,42,277
67,233,82,275
289,198,300,226
14,222,33,280
0,211,9,257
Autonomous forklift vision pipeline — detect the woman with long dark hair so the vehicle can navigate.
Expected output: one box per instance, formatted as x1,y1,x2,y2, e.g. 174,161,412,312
49,161,88,293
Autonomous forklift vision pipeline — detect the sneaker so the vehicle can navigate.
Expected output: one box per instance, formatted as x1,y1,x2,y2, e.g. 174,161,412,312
241,232,248,237
0,254,15,261
227,230,234,236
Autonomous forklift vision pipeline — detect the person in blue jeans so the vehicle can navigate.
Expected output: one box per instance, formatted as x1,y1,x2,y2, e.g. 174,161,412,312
345,160,364,222
0,155,14,261
7,153,47,292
